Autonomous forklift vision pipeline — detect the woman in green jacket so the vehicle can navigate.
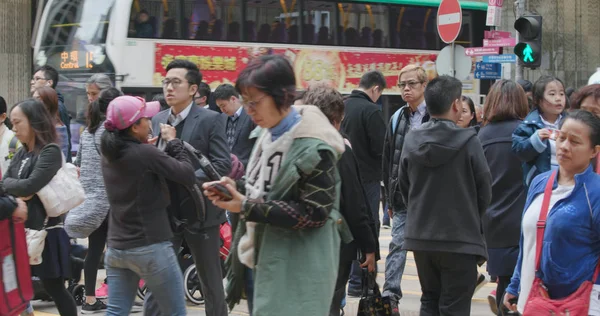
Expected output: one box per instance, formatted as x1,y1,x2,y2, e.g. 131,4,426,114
203,55,350,316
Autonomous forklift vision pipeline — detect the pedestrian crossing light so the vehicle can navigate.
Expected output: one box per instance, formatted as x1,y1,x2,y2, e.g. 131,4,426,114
514,14,542,69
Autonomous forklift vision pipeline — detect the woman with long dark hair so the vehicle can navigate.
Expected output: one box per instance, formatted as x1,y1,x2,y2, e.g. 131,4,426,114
457,95,478,129
1,99,77,316
100,96,195,315
66,87,122,313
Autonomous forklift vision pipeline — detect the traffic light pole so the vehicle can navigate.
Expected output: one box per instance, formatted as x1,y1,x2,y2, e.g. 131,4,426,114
515,0,526,81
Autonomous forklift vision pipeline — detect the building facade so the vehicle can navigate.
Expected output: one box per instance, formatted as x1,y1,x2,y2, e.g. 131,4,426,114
494,0,600,89
0,0,33,106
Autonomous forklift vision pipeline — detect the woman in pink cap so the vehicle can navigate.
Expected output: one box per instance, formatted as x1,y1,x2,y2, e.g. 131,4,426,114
99,95,195,316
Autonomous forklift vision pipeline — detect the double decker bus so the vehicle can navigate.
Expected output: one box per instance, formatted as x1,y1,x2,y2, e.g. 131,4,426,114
33,0,488,127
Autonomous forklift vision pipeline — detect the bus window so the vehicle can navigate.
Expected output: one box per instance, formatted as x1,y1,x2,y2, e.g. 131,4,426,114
183,0,241,41
336,2,388,48
245,0,299,44
129,0,180,39
304,1,335,45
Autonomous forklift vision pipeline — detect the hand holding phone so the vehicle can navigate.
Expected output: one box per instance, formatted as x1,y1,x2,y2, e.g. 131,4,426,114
206,183,233,201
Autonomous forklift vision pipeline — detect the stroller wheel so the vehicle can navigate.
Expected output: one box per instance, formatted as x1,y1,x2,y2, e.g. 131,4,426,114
137,280,147,301
184,265,205,305
71,284,85,306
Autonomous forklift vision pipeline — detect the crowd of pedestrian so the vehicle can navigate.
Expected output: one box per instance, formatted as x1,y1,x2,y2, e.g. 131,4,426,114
3,54,600,316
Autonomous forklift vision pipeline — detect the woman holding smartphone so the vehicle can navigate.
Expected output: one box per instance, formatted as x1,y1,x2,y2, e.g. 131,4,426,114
203,55,349,316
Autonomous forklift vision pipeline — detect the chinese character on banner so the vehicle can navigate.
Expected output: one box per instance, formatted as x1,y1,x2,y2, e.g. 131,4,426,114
224,57,236,71
61,52,69,62
212,56,224,70
199,56,212,70
187,55,200,67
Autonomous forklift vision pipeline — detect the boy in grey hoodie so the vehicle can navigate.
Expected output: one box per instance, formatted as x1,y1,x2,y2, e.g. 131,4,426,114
398,75,492,316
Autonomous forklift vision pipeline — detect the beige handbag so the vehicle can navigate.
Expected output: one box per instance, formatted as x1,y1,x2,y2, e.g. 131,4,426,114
37,159,85,217
25,219,47,265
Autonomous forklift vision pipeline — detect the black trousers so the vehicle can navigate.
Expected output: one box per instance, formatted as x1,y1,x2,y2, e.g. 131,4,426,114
84,218,108,295
495,276,512,315
145,225,228,316
413,251,478,316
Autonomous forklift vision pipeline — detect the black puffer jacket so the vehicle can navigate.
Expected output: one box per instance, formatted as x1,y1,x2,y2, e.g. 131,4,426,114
382,106,430,210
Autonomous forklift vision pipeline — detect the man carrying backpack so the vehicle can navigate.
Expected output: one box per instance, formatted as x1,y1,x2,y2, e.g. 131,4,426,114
381,65,430,307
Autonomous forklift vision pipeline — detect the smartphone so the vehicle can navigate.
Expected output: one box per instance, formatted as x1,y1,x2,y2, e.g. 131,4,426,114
207,183,233,201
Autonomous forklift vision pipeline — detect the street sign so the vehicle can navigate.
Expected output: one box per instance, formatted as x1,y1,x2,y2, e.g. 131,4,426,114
482,54,518,63
484,30,512,39
436,44,472,80
476,62,501,72
437,0,462,44
486,0,504,26
484,38,517,47
465,47,500,56
475,62,502,79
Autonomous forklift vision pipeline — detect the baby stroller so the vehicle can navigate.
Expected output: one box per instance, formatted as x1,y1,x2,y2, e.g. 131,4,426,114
137,222,232,305
32,240,88,306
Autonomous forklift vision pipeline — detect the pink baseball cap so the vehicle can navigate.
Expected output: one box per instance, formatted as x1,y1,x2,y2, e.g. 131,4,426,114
104,96,161,131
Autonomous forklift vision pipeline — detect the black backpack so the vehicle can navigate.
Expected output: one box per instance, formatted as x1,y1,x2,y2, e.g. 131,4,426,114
165,142,208,232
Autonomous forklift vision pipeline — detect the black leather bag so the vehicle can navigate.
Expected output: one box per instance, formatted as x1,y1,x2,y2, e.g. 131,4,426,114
357,268,395,316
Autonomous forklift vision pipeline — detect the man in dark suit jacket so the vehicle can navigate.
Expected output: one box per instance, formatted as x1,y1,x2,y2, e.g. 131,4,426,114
213,84,256,167
147,60,230,316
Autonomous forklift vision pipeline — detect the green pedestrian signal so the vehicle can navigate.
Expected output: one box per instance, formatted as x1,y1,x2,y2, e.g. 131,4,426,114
514,15,543,69
522,45,534,62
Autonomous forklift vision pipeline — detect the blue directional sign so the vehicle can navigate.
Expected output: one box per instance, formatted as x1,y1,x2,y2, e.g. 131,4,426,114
474,62,502,79
483,54,518,63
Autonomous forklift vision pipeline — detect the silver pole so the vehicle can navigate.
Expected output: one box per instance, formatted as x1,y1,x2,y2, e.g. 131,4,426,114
515,0,526,81
451,41,455,77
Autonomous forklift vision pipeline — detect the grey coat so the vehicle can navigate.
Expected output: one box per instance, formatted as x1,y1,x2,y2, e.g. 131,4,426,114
64,124,109,238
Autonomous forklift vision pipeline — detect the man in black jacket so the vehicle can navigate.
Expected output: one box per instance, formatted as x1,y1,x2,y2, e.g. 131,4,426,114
381,65,430,303
399,76,492,316
340,70,387,296
148,60,231,316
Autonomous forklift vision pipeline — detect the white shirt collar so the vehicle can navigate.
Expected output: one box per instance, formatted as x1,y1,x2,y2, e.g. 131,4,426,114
169,101,194,126
234,106,243,117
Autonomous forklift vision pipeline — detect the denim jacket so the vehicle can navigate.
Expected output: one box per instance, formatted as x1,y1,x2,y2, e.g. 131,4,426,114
512,110,562,186
506,166,600,301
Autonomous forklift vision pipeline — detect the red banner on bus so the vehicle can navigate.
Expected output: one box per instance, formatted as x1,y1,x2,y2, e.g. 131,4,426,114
154,44,439,94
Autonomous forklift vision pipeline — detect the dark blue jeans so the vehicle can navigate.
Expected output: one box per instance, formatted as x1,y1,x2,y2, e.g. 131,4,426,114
348,181,380,293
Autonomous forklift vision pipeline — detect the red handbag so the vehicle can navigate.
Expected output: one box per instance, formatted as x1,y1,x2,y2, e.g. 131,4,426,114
523,171,600,316
0,218,33,316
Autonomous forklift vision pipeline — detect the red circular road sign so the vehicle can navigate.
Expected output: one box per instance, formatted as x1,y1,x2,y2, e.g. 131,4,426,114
437,0,463,44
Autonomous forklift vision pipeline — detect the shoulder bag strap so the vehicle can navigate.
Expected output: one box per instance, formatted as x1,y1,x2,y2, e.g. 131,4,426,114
535,171,557,271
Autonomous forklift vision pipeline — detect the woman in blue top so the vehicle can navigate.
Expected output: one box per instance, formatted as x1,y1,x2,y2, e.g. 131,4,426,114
512,76,567,186
504,110,600,313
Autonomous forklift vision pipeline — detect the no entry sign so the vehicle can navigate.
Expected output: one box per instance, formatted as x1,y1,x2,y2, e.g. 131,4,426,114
437,0,463,44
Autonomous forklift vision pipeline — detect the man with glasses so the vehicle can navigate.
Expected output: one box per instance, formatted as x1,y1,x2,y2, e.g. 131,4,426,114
30,65,72,162
381,65,429,310
148,59,230,316
340,70,386,298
